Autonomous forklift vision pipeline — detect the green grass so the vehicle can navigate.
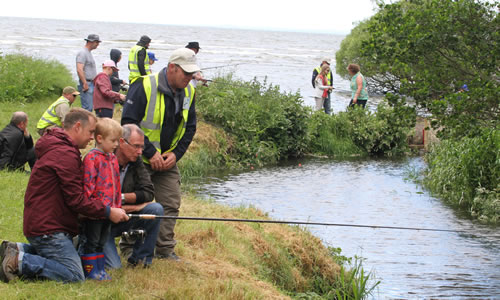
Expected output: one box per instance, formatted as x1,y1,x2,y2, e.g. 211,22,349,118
0,53,75,102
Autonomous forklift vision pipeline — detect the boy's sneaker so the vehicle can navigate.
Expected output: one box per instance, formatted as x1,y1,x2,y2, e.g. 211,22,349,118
0,247,19,283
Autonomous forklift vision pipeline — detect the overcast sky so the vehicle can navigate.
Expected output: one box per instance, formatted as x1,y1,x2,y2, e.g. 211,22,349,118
1,0,378,34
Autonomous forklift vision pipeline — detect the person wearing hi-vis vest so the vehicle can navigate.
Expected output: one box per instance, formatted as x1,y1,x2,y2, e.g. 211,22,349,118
36,86,80,136
311,57,334,114
128,35,152,83
121,48,199,261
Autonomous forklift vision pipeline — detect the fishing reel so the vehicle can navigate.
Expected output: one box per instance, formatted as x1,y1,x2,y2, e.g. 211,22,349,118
121,229,146,243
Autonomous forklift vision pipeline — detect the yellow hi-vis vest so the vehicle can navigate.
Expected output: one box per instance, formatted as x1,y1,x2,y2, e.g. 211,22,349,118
36,96,70,130
314,67,332,85
140,73,195,164
128,45,150,83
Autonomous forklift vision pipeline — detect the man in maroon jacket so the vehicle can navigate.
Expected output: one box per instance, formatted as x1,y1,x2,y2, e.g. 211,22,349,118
93,60,126,118
0,108,128,283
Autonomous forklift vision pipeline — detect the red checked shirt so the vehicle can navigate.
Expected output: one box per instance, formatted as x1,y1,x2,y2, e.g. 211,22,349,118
83,148,121,214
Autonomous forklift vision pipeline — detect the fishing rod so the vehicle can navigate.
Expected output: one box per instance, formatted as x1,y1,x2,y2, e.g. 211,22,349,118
201,63,248,70
203,79,248,88
127,214,462,233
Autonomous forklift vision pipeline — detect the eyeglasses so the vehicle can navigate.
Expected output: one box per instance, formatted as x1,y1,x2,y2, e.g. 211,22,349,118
123,139,145,150
73,94,79,97
176,64,194,77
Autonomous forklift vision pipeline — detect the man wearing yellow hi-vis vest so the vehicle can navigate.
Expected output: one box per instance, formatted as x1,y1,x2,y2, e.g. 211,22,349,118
128,35,152,83
36,86,80,136
121,48,199,261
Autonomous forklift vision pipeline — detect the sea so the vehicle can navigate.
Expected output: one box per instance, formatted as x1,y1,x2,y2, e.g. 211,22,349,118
0,16,363,113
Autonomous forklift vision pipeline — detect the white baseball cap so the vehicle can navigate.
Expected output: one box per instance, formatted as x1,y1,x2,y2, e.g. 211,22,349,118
169,48,200,73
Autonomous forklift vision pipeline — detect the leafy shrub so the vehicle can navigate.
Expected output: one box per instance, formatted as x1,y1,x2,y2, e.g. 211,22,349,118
424,129,500,223
306,111,362,156
345,96,415,156
0,53,75,102
197,76,309,166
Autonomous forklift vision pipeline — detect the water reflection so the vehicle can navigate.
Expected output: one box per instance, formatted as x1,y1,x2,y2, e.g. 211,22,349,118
193,157,500,298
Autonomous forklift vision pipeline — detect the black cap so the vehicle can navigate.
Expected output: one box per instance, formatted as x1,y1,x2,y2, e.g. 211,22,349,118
185,42,201,50
85,34,101,42
139,35,152,44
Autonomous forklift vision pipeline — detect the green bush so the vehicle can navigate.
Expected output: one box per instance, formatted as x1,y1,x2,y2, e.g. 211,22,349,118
306,111,362,156
424,129,500,223
347,96,416,156
0,53,75,102
197,76,309,166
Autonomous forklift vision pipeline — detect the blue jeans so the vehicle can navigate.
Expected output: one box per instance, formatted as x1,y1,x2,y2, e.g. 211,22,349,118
78,81,94,112
323,93,331,115
103,202,163,269
20,232,84,282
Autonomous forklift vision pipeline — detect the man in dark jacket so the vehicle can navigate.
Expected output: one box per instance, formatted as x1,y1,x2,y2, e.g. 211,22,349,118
121,48,199,261
128,35,152,83
103,124,163,268
0,108,128,283
0,111,36,171
109,49,126,93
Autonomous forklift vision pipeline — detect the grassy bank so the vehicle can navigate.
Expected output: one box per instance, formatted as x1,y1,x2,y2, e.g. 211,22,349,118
424,129,500,223
0,169,377,299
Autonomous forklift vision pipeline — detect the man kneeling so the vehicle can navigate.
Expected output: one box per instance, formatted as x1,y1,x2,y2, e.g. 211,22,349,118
103,124,163,269
0,108,128,283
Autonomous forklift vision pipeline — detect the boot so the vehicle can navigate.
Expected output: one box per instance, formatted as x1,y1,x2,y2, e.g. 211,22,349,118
0,247,19,283
96,253,111,281
80,253,101,280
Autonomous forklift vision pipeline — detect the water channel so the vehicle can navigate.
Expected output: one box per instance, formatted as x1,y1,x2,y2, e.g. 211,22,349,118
192,156,500,299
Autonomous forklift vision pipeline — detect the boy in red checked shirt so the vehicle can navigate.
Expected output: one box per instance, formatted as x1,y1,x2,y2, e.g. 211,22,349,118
80,118,122,280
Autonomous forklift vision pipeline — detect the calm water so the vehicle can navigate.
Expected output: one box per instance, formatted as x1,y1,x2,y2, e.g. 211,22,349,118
0,16,382,113
193,157,500,299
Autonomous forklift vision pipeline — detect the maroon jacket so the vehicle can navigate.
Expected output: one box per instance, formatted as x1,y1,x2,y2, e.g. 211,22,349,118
93,72,122,110
23,128,109,237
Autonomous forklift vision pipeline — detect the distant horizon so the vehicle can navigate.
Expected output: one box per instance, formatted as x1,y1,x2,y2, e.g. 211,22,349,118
1,15,350,36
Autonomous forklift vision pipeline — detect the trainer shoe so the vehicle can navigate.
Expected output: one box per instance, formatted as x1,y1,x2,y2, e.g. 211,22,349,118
155,252,181,262
0,247,19,283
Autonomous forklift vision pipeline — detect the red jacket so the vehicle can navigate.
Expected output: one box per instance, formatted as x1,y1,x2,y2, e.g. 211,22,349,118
23,128,109,237
83,148,121,212
93,72,122,110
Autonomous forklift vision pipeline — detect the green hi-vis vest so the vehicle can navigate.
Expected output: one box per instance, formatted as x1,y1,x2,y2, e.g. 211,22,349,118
140,73,195,164
36,96,69,130
315,67,332,85
128,45,150,83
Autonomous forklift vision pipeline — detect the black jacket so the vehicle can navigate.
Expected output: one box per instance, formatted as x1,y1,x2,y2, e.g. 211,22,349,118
110,49,123,92
121,67,197,161
0,123,34,170
121,159,154,204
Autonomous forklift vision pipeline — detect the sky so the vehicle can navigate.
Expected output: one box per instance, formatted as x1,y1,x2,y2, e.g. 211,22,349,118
1,0,378,34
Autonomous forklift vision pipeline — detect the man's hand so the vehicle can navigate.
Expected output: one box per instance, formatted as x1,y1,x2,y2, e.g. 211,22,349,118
162,152,176,170
149,151,165,171
119,94,126,101
109,207,129,223
82,82,89,92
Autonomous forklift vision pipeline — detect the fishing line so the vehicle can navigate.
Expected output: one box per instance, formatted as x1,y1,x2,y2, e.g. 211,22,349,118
127,214,463,233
